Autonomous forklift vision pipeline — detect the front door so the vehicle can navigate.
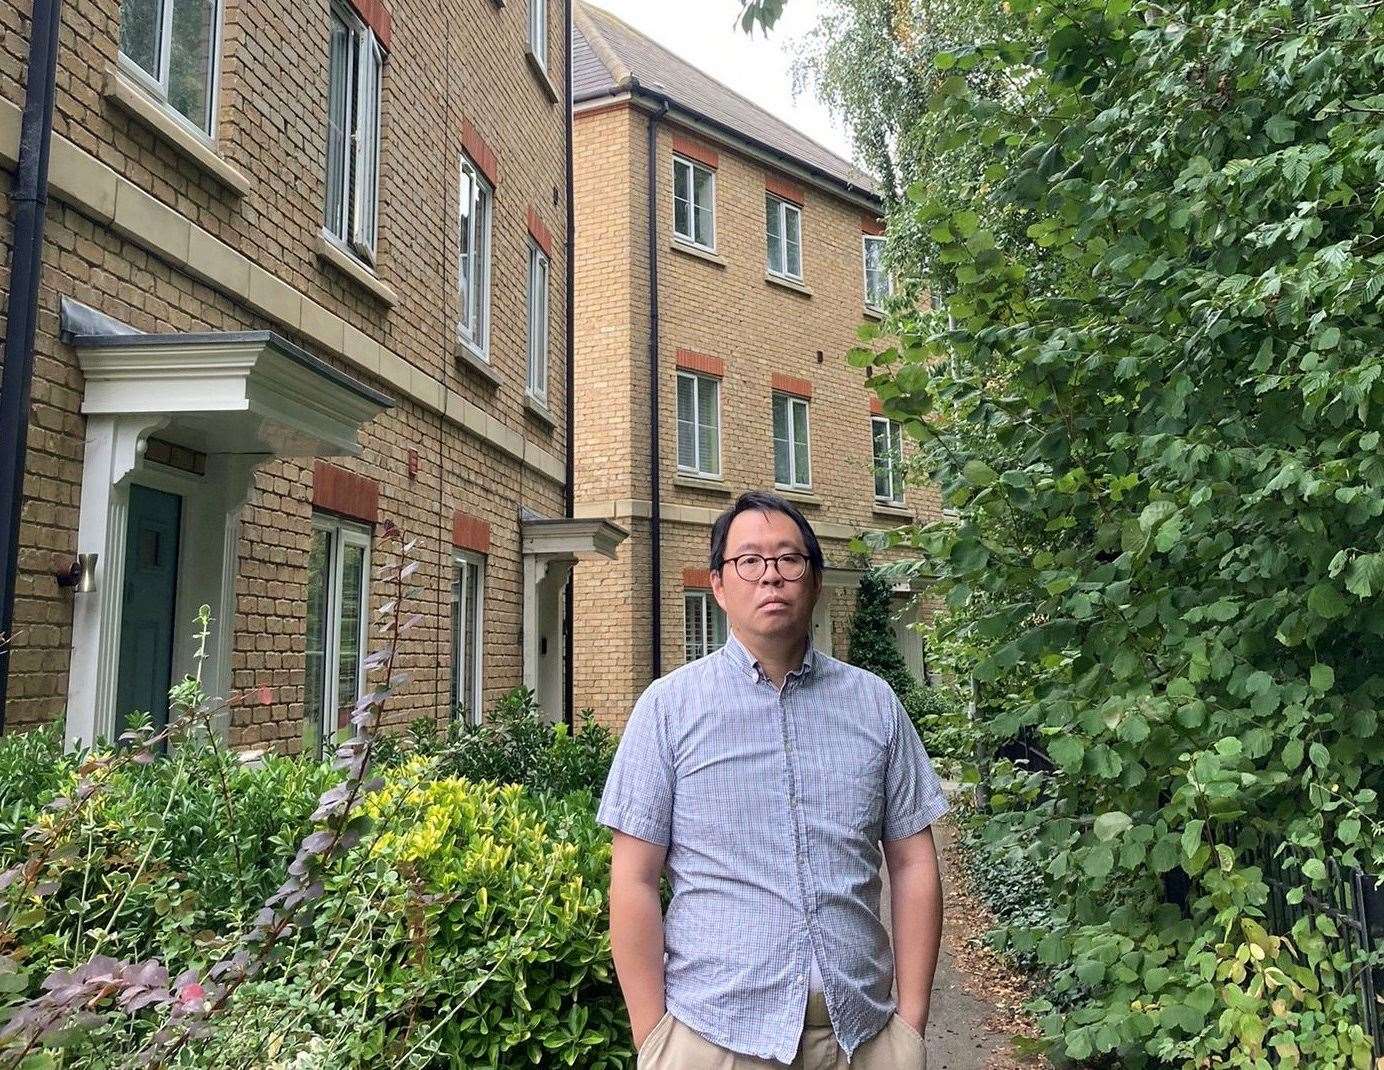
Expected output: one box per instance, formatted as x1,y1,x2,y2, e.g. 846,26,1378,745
116,484,182,736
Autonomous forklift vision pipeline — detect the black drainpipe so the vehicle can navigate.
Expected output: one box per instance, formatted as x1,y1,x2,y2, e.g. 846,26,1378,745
562,0,575,733
0,0,63,734
646,97,669,683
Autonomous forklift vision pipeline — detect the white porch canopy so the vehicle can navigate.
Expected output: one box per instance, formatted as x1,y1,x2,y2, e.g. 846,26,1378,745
62,301,390,747
520,513,627,723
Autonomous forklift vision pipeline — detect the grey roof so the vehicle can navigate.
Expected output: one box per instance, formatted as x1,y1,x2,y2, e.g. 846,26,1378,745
572,3,879,202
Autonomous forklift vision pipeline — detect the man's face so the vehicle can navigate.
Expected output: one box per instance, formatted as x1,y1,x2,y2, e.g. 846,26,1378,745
711,509,821,648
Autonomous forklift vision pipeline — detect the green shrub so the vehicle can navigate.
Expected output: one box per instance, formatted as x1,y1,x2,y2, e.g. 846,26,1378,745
421,688,617,802
901,684,971,776
845,568,917,699
0,725,75,844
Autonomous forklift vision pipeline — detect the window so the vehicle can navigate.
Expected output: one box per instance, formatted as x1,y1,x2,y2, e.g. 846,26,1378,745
863,235,891,309
119,0,222,133
676,372,720,478
673,156,715,250
766,196,803,280
452,552,485,724
325,2,383,259
458,154,493,357
527,243,550,403
685,590,727,662
772,393,811,490
872,416,905,504
306,516,370,757
528,0,546,61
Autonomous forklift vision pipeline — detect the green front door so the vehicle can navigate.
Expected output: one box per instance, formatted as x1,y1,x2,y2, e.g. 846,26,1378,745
116,484,182,736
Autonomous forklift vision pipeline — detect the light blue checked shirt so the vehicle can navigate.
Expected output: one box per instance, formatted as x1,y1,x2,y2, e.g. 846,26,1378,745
597,631,950,1064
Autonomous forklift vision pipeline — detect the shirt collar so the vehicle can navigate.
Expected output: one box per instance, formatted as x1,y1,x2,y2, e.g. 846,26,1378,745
721,629,817,683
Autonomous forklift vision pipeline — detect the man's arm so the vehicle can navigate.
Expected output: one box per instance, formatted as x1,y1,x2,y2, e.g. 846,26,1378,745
883,827,944,1036
609,830,670,1049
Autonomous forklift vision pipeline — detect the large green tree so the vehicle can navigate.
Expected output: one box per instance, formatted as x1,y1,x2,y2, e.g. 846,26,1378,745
750,0,1384,1066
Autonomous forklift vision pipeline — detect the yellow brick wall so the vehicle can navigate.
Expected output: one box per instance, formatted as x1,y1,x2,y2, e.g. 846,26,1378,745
0,0,570,745
573,101,943,729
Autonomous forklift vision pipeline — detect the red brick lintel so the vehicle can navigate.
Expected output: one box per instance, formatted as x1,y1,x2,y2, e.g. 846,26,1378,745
869,397,885,416
765,174,806,206
452,510,492,555
675,349,725,378
462,118,500,187
527,206,554,258
772,373,813,400
313,461,380,525
861,214,886,236
683,567,713,589
671,131,719,170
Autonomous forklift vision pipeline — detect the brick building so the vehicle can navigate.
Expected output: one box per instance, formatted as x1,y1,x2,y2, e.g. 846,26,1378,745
569,3,939,729
0,0,625,750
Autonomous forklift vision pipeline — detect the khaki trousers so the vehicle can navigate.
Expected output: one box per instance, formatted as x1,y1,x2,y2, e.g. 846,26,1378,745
636,992,928,1070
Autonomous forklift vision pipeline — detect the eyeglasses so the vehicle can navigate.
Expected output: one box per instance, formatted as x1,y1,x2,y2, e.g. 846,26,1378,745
721,552,809,582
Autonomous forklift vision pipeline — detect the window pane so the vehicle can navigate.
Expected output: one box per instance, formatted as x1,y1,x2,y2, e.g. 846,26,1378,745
120,0,164,80
766,199,782,273
698,377,719,475
473,184,490,344
693,167,714,246
773,394,790,485
463,561,480,723
792,401,810,486
785,208,801,278
528,248,548,398
325,15,352,238
890,422,905,501
458,162,474,333
450,564,464,714
167,0,217,131
305,529,331,743
709,601,727,652
336,542,365,721
673,161,691,239
685,593,705,661
677,374,695,468
529,0,545,57
351,34,382,253
873,419,891,499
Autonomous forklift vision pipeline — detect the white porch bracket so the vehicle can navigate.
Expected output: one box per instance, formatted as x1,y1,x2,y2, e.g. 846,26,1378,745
520,514,628,724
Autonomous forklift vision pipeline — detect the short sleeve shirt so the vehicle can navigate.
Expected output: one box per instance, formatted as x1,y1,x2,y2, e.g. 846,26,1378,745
596,632,949,1064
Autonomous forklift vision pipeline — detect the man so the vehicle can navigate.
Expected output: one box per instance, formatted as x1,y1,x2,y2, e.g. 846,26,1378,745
597,491,948,1068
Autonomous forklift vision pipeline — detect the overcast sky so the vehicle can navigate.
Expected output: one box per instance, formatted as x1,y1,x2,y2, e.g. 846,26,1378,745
588,1,859,166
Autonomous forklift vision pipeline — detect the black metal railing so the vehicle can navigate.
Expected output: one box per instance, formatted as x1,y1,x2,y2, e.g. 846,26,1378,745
1254,839,1384,1054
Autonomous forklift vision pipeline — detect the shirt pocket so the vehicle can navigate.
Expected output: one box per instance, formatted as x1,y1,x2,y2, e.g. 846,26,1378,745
806,749,883,834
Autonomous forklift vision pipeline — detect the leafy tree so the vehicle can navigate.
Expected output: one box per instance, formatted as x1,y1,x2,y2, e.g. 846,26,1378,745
846,568,916,699
754,0,1384,1065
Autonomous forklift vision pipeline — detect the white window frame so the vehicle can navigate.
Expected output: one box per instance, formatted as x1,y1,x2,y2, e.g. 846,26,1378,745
118,0,224,137
307,515,371,757
452,551,486,725
773,392,812,491
672,155,716,251
526,241,550,405
684,590,727,662
676,371,721,478
458,153,494,360
766,195,803,281
324,1,383,261
863,234,891,310
872,415,906,505
528,0,547,63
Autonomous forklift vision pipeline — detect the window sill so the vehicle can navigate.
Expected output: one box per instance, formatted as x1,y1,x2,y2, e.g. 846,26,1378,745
670,240,726,268
674,473,731,495
316,234,399,307
766,272,813,297
525,50,561,104
103,63,250,196
873,502,913,520
524,393,557,427
774,487,821,507
864,305,885,321
456,340,503,387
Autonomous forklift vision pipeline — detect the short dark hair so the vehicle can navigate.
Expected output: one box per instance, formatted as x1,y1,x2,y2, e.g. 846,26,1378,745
709,491,825,577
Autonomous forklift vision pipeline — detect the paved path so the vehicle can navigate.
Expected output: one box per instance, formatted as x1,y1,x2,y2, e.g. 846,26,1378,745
881,812,1046,1070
